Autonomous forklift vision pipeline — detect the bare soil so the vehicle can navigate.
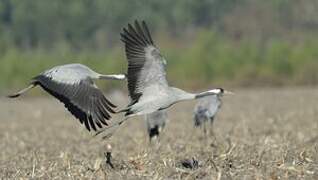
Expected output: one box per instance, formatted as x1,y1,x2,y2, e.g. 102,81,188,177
1,88,318,179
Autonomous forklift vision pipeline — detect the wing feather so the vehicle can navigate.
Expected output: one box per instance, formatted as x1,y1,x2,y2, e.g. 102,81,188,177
121,20,168,106
33,74,114,131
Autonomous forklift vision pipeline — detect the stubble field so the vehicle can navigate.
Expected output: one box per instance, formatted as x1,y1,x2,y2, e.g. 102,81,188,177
1,88,318,179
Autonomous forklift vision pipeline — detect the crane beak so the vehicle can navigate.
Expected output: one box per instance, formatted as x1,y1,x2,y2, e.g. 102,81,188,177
224,90,234,95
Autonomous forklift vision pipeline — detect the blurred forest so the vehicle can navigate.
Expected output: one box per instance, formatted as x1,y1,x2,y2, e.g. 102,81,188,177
0,0,318,92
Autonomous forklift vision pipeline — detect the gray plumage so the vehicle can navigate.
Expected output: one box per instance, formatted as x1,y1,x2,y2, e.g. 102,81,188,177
119,21,225,116
8,63,125,132
145,110,168,141
96,20,230,136
194,94,222,127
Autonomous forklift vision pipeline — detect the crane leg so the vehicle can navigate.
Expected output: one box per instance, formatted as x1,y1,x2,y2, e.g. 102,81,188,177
203,122,208,140
8,83,36,98
210,129,217,143
209,117,217,142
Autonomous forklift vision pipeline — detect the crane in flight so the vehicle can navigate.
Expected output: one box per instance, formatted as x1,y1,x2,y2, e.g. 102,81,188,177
96,20,233,136
8,63,125,131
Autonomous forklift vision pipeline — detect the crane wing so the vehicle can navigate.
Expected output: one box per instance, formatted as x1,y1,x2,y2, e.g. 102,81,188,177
120,20,168,106
32,74,116,131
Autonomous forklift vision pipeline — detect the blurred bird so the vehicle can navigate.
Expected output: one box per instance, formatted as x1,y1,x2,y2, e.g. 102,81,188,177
96,20,233,136
145,110,168,142
193,93,223,137
8,63,125,132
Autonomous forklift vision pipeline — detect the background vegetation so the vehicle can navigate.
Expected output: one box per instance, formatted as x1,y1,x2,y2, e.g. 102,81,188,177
1,0,318,92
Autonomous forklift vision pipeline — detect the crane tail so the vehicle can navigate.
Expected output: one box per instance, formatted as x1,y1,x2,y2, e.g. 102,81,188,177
7,83,36,98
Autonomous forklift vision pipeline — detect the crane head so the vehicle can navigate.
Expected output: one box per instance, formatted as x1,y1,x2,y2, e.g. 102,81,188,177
211,88,234,96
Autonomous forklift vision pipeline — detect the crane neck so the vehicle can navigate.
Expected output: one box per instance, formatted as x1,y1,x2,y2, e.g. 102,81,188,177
169,87,195,102
195,90,219,99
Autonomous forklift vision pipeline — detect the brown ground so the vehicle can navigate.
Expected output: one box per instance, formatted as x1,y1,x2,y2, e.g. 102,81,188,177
1,88,318,179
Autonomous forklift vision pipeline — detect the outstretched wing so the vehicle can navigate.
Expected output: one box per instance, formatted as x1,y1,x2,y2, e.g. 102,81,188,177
33,73,116,131
120,20,168,105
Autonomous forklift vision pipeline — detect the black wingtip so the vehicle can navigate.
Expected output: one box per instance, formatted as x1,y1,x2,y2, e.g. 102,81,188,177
134,20,147,27
141,20,154,45
121,20,154,46
134,20,140,27
141,20,146,26
105,98,117,108
134,20,140,28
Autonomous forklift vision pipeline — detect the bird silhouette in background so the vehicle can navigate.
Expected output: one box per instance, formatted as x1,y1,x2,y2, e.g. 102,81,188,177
145,109,168,143
193,93,224,138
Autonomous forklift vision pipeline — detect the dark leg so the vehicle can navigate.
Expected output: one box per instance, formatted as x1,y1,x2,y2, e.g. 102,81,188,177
105,144,114,169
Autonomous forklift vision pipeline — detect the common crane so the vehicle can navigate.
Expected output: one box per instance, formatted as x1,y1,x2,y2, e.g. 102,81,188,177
193,93,223,136
145,109,168,142
96,20,233,136
8,63,125,132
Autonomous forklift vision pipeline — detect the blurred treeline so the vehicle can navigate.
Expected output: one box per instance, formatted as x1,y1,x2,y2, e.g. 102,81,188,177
1,0,318,92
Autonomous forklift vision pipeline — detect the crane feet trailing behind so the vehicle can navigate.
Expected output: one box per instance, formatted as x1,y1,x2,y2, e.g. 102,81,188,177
7,83,36,98
95,117,130,139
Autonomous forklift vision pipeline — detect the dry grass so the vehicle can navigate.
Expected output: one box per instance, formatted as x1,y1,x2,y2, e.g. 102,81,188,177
1,88,318,179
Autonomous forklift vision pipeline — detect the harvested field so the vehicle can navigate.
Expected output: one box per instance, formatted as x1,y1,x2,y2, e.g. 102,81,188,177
1,88,318,179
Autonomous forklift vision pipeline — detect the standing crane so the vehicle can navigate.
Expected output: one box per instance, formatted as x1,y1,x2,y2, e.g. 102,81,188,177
96,20,233,136
8,63,125,131
145,109,168,142
193,93,223,137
